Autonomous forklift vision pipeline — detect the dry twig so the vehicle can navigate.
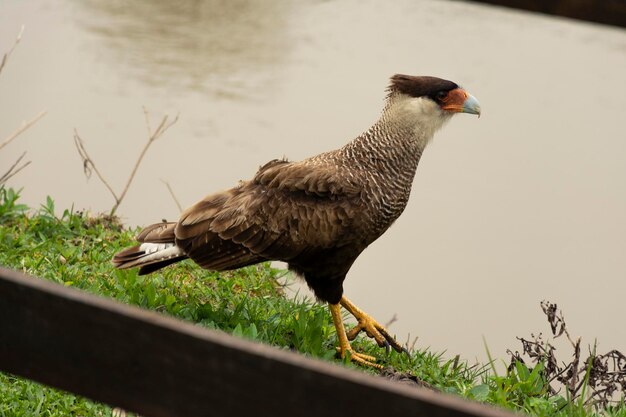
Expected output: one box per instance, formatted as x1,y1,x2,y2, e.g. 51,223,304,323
73,129,118,202
403,334,419,353
74,108,179,215
1,26,47,185
0,24,24,76
384,313,398,329
160,179,183,212
507,301,626,409
0,111,48,152
0,152,31,186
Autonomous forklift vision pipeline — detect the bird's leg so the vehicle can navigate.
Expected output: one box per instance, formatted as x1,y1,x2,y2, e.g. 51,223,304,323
329,302,382,369
340,296,405,354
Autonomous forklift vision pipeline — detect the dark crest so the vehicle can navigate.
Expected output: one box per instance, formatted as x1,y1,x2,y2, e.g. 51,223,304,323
387,74,458,99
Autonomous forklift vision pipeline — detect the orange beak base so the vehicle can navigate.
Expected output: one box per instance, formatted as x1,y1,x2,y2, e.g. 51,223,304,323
440,88,481,116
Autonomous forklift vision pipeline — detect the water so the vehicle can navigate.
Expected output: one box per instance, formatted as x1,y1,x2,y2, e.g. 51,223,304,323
1,0,625,364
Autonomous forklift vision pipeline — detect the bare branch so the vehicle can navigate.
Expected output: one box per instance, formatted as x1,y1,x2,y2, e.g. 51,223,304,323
403,334,419,353
112,110,179,215
384,313,398,329
0,160,31,185
73,109,178,216
509,301,626,409
73,129,119,203
143,106,153,138
160,179,183,212
0,111,47,152
0,152,31,185
0,26,42,185
0,24,24,76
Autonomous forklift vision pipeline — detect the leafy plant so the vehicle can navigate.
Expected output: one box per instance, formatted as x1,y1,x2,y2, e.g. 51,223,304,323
1,188,624,417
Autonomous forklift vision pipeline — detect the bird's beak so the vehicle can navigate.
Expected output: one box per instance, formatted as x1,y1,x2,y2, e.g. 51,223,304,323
441,88,481,117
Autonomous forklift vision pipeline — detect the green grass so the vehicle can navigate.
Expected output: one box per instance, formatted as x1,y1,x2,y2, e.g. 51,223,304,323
0,186,624,417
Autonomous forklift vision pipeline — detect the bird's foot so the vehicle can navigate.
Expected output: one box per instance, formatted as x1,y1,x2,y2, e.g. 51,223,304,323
329,301,384,369
336,340,383,369
340,296,406,354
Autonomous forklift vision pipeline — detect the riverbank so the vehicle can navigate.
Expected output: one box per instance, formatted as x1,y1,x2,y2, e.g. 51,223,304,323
0,187,623,417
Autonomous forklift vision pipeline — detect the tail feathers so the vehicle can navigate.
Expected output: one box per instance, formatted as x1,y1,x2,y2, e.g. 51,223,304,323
137,222,177,243
137,257,186,275
112,242,187,274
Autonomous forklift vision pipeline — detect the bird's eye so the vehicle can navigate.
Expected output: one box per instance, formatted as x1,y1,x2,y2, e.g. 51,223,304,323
435,91,448,100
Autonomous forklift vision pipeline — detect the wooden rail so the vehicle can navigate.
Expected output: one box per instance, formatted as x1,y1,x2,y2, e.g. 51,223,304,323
0,267,515,417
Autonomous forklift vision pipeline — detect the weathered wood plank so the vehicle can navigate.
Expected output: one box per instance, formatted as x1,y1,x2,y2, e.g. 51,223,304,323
0,267,514,417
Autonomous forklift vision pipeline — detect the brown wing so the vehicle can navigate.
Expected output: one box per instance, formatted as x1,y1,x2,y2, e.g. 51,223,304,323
174,158,363,270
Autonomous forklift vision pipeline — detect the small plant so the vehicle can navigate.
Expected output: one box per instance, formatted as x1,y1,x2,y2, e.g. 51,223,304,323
507,301,626,412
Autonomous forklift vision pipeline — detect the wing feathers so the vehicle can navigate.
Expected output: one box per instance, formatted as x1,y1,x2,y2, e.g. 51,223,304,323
256,159,361,197
136,222,177,243
115,157,363,274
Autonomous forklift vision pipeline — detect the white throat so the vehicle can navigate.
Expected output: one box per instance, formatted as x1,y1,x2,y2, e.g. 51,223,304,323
382,94,452,150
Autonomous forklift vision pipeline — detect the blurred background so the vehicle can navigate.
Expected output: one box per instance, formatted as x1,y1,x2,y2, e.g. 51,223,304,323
1,0,625,364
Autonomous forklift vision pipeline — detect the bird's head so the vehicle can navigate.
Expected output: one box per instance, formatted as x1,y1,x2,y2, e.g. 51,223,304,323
384,74,480,140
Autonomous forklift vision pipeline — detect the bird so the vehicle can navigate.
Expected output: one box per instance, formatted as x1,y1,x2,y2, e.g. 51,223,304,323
113,74,481,368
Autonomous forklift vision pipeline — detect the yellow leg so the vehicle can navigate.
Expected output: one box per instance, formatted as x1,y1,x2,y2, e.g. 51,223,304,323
329,303,382,369
340,296,405,354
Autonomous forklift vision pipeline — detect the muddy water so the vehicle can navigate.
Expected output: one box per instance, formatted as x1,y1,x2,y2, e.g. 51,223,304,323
1,0,625,363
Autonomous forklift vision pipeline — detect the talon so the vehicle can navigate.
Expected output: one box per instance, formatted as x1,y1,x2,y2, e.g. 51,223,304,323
328,297,407,368
340,296,405,353
336,346,381,368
